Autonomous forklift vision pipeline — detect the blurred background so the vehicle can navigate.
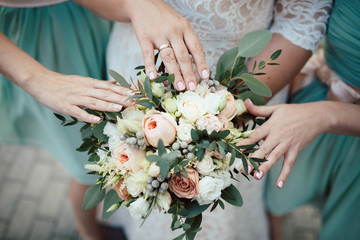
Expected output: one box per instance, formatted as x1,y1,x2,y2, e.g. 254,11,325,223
0,144,321,240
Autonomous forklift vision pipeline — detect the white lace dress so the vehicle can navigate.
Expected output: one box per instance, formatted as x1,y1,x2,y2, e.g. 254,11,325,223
105,1,331,239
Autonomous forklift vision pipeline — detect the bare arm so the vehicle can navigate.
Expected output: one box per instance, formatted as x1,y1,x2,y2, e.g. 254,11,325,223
0,32,132,123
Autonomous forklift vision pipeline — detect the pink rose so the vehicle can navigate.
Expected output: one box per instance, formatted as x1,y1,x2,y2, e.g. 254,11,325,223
115,143,145,173
216,88,237,120
217,114,229,130
143,110,177,147
114,178,131,201
195,114,223,134
168,168,199,199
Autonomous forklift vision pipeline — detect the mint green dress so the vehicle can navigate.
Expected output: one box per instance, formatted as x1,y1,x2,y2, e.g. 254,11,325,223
0,2,111,184
265,1,360,239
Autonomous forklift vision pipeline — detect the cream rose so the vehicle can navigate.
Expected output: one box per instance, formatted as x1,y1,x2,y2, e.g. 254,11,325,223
216,89,237,120
143,110,177,147
217,114,229,131
114,142,146,173
177,91,207,123
162,97,178,113
195,153,215,176
114,178,131,201
124,170,148,197
196,176,223,205
209,170,231,190
168,168,199,199
196,114,223,134
204,93,221,115
128,197,150,219
156,191,172,212
177,121,195,143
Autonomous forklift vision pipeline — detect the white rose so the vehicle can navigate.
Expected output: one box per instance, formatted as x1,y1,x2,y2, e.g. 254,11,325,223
209,170,231,190
235,99,247,116
196,176,223,205
204,93,221,115
125,170,148,197
128,197,150,219
156,191,172,212
230,157,243,172
195,153,215,176
177,91,207,123
177,122,195,143
116,116,142,134
104,122,120,138
148,162,160,177
151,82,165,98
122,106,145,121
196,114,223,134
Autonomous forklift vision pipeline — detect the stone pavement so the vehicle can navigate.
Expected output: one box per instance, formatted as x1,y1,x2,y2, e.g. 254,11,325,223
0,144,321,240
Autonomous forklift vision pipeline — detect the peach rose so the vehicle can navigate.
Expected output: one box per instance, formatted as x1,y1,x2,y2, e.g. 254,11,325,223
217,114,229,130
168,168,199,199
143,110,177,147
114,178,131,201
195,114,223,134
115,143,145,173
216,88,237,120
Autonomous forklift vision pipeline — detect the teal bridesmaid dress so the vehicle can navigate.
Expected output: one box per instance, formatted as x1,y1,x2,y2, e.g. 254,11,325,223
0,2,111,184
265,1,360,239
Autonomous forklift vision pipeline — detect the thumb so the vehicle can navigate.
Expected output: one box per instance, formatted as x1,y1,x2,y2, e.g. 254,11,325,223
245,98,277,118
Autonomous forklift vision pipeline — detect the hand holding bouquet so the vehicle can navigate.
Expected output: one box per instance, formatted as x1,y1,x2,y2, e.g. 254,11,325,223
56,30,281,240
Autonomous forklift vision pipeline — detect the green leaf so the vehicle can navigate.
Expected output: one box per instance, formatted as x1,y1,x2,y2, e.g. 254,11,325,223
64,120,77,126
185,201,210,218
221,184,243,207
144,76,153,99
125,94,144,101
218,199,225,209
168,74,175,85
258,61,266,70
195,148,205,162
191,129,199,142
237,30,272,58
154,75,168,83
237,91,266,106
136,100,156,109
173,233,185,240
182,167,188,178
208,141,217,151
103,189,122,219
83,183,106,210
181,223,191,230
210,200,219,212
270,49,282,60
240,73,272,97
268,62,280,65
157,139,166,155
53,113,66,123
251,157,267,163
135,65,145,70
229,148,236,167
108,69,131,88
92,121,109,142
158,159,170,180
217,130,230,139
146,155,159,162
216,47,238,80
88,153,100,163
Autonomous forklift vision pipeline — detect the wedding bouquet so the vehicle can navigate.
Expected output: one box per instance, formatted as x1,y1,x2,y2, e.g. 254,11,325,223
56,30,281,240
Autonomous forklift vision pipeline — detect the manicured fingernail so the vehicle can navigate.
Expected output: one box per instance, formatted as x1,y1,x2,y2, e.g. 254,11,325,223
247,166,252,174
93,116,101,122
202,69,209,78
126,90,135,96
255,171,263,180
247,98,253,105
277,181,284,188
177,81,185,91
189,82,196,91
113,104,123,111
149,72,155,80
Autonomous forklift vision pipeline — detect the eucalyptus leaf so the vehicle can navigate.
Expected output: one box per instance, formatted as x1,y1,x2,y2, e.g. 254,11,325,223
92,121,109,142
270,49,282,60
215,47,238,80
108,69,131,88
237,91,266,106
237,30,272,58
185,201,210,218
83,183,106,210
191,129,199,142
144,77,153,99
240,73,272,97
221,184,243,207
53,113,66,122
103,189,122,219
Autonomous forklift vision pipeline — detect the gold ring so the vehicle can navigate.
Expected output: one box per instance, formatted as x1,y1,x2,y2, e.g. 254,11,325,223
158,43,172,52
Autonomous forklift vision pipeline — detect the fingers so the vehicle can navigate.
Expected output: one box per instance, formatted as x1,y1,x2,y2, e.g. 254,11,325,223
138,40,157,80
244,99,278,118
184,30,209,79
159,46,186,91
276,149,298,188
68,106,101,124
86,89,133,108
74,96,124,113
237,124,268,146
171,39,197,91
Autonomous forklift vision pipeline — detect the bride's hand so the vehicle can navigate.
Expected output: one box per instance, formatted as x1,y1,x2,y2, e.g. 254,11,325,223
23,69,134,123
238,99,331,188
125,0,210,91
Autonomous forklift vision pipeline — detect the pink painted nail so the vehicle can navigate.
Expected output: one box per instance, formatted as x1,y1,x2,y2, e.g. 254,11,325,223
255,171,263,179
277,181,284,188
149,72,155,80
93,116,101,122
189,82,196,91
177,82,185,90
202,69,209,78
113,104,123,111
247,166,252,174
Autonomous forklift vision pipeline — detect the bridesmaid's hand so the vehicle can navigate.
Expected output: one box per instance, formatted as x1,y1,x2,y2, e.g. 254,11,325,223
124,0,210,91
23,69,134,123
238,99,331,188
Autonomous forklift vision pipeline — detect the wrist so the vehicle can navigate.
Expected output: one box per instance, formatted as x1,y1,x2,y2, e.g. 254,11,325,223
317,101,338,134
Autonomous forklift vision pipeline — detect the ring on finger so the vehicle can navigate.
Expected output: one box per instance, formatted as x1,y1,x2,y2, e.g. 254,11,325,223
158,43,172,52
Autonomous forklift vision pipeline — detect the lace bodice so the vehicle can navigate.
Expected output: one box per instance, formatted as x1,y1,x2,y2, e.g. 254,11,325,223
105,1,332,239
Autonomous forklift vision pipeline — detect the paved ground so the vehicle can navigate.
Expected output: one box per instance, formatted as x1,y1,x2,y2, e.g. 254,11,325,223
0,144,321,240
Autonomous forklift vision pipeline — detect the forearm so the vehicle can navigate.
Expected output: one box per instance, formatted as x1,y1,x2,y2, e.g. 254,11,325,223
247,33,312,98
322,101,360,136
0,32,48,90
